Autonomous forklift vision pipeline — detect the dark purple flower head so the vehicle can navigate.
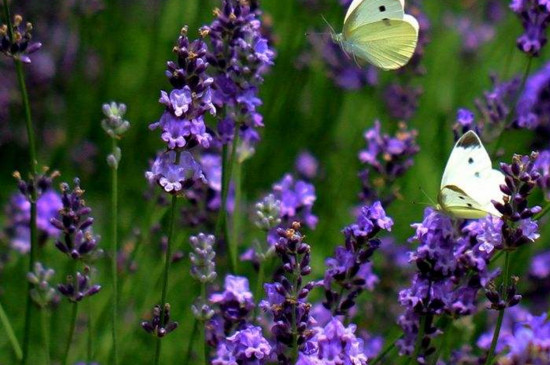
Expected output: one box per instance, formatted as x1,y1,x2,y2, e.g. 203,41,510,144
212,326,272,365
145,151,207,194
210,275,255,332
202,0,275,146
141,303,179,338
0,14,42,63
475,74,521,134
494,152,542,249
150,26,215,150
383,84,423,121
358,121,419,204
297,318,368,365
261,222,317,363
50,179,101,261
57,266,101,302
510,0,550,56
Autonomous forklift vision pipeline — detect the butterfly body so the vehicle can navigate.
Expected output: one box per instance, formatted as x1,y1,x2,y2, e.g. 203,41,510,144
437,131,506,219
335,0,419,70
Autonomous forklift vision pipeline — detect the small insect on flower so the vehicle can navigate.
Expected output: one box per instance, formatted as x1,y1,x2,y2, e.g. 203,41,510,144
332,0,419,70
436,130,507,219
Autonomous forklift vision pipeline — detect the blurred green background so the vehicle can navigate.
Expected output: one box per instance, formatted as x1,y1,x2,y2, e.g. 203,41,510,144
1,0,549,363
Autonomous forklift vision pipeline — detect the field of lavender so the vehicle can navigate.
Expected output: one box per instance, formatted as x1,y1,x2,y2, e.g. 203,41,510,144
1,0,550,364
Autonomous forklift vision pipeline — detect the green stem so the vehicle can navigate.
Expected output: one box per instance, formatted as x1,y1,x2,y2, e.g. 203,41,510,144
40,309,50,365
200,283,208,365
183,319,198,365
87,299,93,363
412,314,427,363
535,202,550,220
484,251,511,365
215,128,240,273
62,302,79,365
254,260,265,303
153,194,178,365
370,334,402,365
3,2,40,363
110,137,119,365
0,300,23,361
491,56,533,155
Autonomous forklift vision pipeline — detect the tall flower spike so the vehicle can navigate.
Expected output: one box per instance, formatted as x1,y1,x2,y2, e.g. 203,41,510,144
57,266,101,302
0,14,42,63
145,151,206,194
50,179,102,260
149,26,215,150
203,0,275,147
323,202,392,315
189,233,217,284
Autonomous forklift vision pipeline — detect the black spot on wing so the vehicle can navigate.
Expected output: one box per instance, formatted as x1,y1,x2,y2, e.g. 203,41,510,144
467,203,473,207
379,5,386,11
475,172,480,178
459,196,465,200
468,158,474,164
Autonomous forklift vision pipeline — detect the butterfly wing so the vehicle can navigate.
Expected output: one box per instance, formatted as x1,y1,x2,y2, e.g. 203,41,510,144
439,131,505,218
343,16,419,70
437,186,490,219
344,0,405,29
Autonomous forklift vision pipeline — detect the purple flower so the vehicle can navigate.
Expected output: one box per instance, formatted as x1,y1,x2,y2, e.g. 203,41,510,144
212,326,272,365
203,0,275,147
453,108,479,138
358,121,419,204
57,266,101,302
145,151,206,194
383,84,423,121
295,151,319,180
150,27,215,150
445,12,497,56
272,174,318,230
0,14,42,63
516,61,550,131
210,275,255,333
530,250,550,279
5,189,62,253
510,0,550,56
298,318,368,365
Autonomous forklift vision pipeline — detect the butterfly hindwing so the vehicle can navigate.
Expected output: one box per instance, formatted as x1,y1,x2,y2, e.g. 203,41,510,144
438,185,489,219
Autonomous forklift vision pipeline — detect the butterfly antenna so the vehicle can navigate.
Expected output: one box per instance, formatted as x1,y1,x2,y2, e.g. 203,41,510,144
321,14,337,35
418,186,437,206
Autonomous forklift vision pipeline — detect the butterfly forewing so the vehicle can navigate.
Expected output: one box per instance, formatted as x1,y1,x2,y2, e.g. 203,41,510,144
344,0,405,32
344,18,418,70
439,131,505,218
438,186,489,219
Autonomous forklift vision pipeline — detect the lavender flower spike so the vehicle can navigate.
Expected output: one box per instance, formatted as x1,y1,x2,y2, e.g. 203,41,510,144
141,303,179,338
145,151,206,194
510,0,550,56
189,233,217,284
101,102,130,139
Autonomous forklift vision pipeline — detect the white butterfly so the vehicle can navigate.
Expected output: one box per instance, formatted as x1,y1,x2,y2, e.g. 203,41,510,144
437,130,506,219
332,0,419,70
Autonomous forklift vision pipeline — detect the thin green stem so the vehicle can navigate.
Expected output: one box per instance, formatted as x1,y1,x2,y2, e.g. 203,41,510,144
183,319,198,365
491,56,533,155
62,302,79,365
535,202,550,220
370,334,402,365
0,300,23,361
87,299,93,363
412,314,427,363
153,194,178,365
40,309,50,365
110,137,119,365
3,2,40,362
215,128,240,273
484,251,511,365
200,283,208,365
254,260,265,303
